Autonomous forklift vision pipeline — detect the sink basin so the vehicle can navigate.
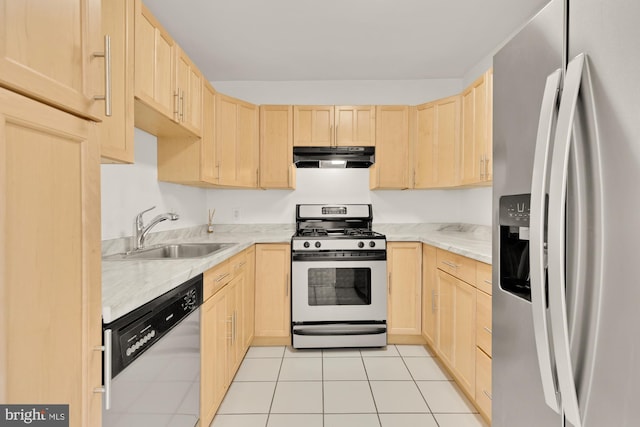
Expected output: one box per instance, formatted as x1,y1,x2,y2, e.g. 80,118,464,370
104,243,234,260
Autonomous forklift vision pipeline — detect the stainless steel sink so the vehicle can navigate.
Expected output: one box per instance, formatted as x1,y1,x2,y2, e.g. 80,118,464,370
104,243,234,260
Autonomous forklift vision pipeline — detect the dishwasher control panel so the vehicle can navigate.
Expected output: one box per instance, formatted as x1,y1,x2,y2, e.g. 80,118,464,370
103,274,203,378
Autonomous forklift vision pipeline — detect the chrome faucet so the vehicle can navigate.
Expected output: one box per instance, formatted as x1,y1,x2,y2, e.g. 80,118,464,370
133,206,179,250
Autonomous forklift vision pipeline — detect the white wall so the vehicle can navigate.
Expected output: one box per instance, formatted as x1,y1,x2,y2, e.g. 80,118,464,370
205,169,471,225
101,128,208,240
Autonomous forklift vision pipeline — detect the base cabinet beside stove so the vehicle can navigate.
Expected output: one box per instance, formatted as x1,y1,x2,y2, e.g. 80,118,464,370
254,243,291,345
387,242,423,340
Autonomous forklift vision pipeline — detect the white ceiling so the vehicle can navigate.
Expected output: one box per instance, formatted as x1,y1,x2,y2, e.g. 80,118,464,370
144,0,550,82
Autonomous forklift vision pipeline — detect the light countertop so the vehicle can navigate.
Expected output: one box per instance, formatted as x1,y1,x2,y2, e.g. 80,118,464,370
102,223,491,324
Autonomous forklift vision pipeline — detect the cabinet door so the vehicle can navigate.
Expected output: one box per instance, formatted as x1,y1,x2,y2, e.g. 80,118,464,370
453,278,477,396
201,82,218,183
460,71,489,185
0,0,102,120
414,102,436,188
371,106,409,189
422,244,438,347
176,46,203,136
475,347,492,421
134,0,175,120
387,242,422,336
485,68,493,182
226,276,244,378
293,105,334,147
100,0,135,163
335,105,375,146
437,270,455,367
254,244,291,338
260,105,294,189
435,95,461,187
476,289,492,357
200,289,229,427
215,94,238,186
236,100,259,187
0,88,102,427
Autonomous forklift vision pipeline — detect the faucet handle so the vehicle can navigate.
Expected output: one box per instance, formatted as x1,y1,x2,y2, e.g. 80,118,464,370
135,206,156,227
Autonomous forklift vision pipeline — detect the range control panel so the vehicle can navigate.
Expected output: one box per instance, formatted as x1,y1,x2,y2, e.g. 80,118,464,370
499,194,531,227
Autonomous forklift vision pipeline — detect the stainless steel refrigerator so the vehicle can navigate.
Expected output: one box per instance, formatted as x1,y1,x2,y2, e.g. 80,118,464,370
493,0,640,426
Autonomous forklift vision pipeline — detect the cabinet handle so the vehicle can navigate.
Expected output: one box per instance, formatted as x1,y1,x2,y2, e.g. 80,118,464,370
180,89,185,122
483,389,493,401
442,260,458,269
216,161,221,182
256,168,259,186
285,273,289,297
215,272,230,283
92,35,112,117
95,329,112,410
484,326,493,335
388,273,392,294
431,290,436,313
335,124,338,147
484,154,490,180
484,279,492,285
329,124,333,146
227,315,233,340
232,311,237,342
174,91,180,121
479,155,485,180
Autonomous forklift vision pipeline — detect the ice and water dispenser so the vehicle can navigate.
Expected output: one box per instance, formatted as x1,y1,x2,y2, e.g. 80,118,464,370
499,194,533,301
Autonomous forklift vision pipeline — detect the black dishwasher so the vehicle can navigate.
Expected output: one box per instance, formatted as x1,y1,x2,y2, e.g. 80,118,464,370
102,274,203,427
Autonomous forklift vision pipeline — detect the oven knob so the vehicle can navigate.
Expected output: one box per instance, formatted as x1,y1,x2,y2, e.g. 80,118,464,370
369,241,376,248
315,241,321,248
303,241,310,248
358,241,365,248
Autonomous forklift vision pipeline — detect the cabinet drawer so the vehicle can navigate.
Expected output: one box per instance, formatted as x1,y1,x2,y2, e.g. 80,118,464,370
475,347,492,421
476,289,492,357
476,262,492,295
229,250,248,278
204,260,231,300
436,249,476,285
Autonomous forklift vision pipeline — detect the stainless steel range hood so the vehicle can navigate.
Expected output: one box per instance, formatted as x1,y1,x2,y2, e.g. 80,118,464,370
293,146,375,168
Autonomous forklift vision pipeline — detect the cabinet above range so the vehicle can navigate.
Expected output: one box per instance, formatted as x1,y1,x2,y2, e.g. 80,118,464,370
293,105,376,147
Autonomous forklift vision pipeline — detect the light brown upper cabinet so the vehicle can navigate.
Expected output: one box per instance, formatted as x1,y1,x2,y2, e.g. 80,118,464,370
293,105,334,146
175,45,203,136
370,105,410,189
157,82,217,186
0,0,103,121
134,0,199,138
293,105,375,147
216,93,259,188
413,95,461,188
100,0,135,163
335,106,376,146
260,105,295,189
460,68,493,185
134,0,175,120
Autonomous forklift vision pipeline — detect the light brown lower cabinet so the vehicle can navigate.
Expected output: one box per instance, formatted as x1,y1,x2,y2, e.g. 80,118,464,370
422,245,492,424
200,247,254,426
0,88,102,427
254,244,291,344
387,242,422,339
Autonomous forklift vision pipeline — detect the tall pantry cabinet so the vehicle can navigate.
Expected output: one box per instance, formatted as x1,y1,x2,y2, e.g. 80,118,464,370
0,2,103,426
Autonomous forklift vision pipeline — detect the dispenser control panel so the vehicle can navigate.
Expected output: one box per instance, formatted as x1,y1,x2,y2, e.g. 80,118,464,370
499,194,531,227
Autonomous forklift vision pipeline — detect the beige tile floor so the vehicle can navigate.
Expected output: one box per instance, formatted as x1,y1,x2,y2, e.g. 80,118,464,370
210,345,489,427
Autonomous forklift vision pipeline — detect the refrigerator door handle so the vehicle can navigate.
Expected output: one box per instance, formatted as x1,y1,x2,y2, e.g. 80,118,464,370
548,53,598,427
530,68,562,414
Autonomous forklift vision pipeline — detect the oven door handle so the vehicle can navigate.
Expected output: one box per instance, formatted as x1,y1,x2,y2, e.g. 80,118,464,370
293,325,387,336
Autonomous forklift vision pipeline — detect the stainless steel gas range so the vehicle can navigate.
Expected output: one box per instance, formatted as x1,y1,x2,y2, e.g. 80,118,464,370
291,204,387,349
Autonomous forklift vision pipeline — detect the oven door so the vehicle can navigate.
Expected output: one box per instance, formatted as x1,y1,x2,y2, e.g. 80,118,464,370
291,258,387,323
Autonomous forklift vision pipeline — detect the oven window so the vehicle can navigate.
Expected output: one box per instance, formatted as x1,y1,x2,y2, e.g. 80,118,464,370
308,268,371,306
